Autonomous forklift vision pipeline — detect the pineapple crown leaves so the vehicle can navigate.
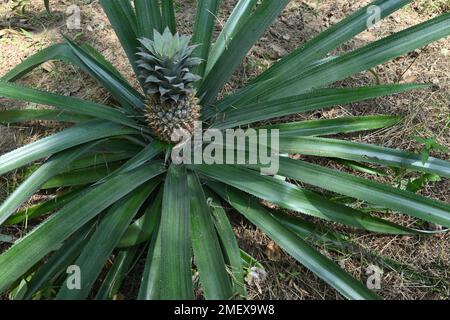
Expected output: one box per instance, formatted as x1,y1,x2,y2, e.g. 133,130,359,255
136,28,203,103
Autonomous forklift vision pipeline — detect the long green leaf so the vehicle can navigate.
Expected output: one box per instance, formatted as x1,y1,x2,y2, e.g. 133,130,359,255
65,152,134,172
4,139,141,225
0,109,92,124
206,190,247,298
138,193,163,300
4,188,85,226
0,120,138,176
188,173,233,299
1,43,143,111
249,13,450,102
99,0,142,87
0,162,165,294
214,185,380,300
206,0,258,75
275,158,450,228
56,181,158,299
0,80,140,128
95,247,139,300
159,165,193,299
199,0,291,105
4,140,138,226
261,115,400,136
270,209,347,247
1,44,79,81
134,0,162,38
41,162,123,189
258,205,440,291
93,141,165,185
161,0,176,33
63,37,145,111
0,143,97,225
252,0,412,84
117,189,163,248
209,84,427,127
196,165,418,234
23,223,95,300
278,136,450,177
191,0,222,78
114,141,165,174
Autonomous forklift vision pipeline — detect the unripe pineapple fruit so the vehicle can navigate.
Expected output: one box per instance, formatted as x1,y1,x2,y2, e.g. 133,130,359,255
136,28,203,143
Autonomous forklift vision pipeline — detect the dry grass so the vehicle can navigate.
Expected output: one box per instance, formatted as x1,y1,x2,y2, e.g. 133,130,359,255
0,0,449,300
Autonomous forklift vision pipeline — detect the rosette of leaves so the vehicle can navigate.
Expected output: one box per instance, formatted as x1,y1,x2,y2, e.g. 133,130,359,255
0,0,449,300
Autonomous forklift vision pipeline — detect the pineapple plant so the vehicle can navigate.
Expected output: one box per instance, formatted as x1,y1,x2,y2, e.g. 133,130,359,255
136,29,202,142
0,0,449,300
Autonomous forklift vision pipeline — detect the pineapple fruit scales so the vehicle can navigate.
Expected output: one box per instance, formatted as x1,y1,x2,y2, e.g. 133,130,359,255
136,28,203,143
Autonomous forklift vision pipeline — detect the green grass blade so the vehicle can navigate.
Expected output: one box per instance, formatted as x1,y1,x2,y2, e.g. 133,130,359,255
0,162,166,294
188,173,234,300
240,249,263,269
215,185,380,300
261,115,401,136
56,181,159,299
0,120,138,176
0,80,140,128
196,165,418,234
278,136,450,178
191,0,222,78
276,158,450,228
336,159,388,177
